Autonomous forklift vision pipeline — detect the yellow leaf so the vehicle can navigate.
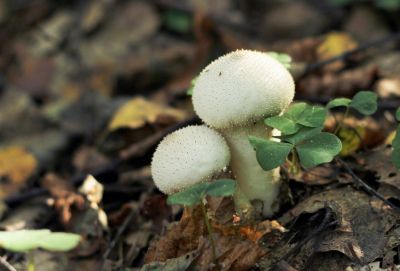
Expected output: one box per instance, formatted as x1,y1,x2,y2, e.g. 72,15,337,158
338,126,365,156
0,147,37,198
108,97,186,131
317,32,358,71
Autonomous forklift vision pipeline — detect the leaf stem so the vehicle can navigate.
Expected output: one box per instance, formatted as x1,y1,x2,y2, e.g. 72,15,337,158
27,252,35,271
334,107,349,135
289,149,300,175
200,201,219,268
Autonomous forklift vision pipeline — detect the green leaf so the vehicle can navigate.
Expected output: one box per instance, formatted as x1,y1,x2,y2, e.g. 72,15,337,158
376,0,400,11
281,126,323,145
266,52,292,69
264,116,300,135
205,179,235,197
38,232,81,251
0,230,80,252
296,132,342,169
286,102,307,120
186,77,197,96
296,105,327,127
391,147,400,169
167,182,209,206
249,136,293,171
396,107,400,121
326,98,351,109
163,10,192,33
393,126,400,148
349,91,378,115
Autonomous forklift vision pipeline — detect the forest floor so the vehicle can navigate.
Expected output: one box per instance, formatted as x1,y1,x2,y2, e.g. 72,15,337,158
1,0,400,270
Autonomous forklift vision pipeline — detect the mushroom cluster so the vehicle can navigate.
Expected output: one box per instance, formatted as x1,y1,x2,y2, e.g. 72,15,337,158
151,49,295,218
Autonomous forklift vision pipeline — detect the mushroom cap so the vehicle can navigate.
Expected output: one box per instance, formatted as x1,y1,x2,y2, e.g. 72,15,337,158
192,49,295,129
151,125,230,194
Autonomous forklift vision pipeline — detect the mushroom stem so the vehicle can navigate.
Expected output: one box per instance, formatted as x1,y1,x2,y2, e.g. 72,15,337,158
220,122,280,217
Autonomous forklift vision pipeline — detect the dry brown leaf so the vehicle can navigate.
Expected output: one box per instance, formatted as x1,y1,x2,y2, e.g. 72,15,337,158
145,203,270,270
295,164,352,186
376,78,400,98
72,146,110,173
260,187,398,270
0,146,37,198
316,32,358,71
299,64,377,97
42,173,85,224
108,97,186,131
359,146,400,198
325,114,386,156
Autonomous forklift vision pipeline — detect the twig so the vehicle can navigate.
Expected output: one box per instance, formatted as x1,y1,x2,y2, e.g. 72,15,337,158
102,204,137,263
0,256,17,271
336,157,400,211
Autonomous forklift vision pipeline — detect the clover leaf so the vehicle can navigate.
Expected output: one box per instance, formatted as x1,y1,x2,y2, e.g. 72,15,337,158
167,179,235,206
396,107,400,122
326,91,378,116
264,116,300,135
265,103,327,135
350,91,378,115
296,132,342,168
326,98,352,109
249,137,293,171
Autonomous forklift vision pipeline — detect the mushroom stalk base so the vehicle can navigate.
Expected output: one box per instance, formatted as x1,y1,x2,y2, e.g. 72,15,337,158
221,122,280,217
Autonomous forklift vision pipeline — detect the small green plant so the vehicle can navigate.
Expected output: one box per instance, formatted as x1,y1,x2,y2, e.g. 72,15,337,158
266,52,292,69
0,229,80,271
391,107,400,168
167,179,236,267
250,103,342,173
327,90,378,134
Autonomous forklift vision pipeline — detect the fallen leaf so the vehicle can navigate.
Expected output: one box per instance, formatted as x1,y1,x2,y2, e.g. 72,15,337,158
42,173,85,224
79,175,107,229
316,32,358,71
359,145,400,199
325,114,386,156
295,164,352,185
0,146,37,198
259,186,398,270
376,78,400,98
298,64,377,97
145,204,268,270
141,249,200,271
108,97,186,131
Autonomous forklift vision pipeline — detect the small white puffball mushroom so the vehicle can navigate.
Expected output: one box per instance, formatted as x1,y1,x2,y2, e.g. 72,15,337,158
192,49,295,217
151,125,230,195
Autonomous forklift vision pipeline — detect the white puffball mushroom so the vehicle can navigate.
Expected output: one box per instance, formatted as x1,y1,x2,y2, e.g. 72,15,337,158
193,49,294,129
151,125,230,195
192,49,295,217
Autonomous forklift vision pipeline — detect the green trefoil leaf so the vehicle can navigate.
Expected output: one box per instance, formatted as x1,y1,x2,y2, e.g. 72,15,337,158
249,136,293,171
295,132,342,169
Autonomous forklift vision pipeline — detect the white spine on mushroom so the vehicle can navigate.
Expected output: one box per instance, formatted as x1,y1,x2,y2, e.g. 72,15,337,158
192,50,295,216
151,125,230,195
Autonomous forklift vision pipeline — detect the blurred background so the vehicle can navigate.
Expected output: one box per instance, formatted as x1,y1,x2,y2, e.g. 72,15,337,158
1,0,400,269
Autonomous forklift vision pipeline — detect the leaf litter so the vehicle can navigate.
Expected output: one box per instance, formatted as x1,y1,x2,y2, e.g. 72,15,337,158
1,0,400,270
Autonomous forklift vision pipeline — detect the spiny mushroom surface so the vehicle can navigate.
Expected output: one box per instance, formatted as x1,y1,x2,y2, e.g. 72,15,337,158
192,49,295,217
193,49,294,129
151,125,230,195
